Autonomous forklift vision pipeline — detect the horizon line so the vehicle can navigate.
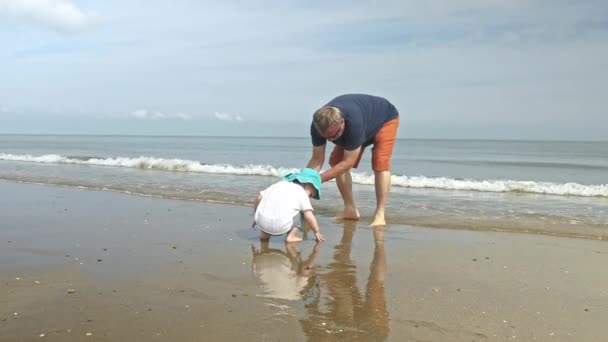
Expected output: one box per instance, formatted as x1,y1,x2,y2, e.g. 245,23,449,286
0,132,606,143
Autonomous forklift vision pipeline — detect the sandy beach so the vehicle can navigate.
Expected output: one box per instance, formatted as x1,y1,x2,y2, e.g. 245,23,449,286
2,181,607,341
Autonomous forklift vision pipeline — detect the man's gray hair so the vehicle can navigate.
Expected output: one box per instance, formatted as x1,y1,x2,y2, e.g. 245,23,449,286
313,106,342,133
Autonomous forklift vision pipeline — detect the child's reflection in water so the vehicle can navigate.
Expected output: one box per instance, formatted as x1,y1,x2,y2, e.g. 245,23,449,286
251,240,321,301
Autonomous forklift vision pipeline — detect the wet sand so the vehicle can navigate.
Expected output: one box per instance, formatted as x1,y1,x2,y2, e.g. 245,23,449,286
1,181,608,341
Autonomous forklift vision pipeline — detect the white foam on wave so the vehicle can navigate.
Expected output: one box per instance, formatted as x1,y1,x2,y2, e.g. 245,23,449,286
351,173,608,197
0,153,297,177
2,153,607,197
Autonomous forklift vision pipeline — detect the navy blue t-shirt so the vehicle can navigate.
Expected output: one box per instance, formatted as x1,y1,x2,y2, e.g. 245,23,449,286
310,94,398,150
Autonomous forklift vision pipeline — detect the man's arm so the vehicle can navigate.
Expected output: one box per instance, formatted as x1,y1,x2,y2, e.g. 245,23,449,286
320,146,361,182
306,144,326,171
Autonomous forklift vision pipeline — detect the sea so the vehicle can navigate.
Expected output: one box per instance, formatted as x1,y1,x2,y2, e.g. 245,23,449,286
1,134,607,239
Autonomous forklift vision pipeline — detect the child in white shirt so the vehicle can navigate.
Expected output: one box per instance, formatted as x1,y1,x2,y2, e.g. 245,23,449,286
253,168,325,242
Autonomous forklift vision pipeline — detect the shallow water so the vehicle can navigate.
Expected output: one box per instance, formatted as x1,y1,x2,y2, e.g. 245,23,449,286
1,134,607,239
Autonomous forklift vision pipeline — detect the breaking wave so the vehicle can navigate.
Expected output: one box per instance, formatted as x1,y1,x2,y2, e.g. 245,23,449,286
2,153,607,197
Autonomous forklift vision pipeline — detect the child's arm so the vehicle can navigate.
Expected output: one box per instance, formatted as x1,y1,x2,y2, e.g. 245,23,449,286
252,193,262,228
302,210,325,242
253,193,262,212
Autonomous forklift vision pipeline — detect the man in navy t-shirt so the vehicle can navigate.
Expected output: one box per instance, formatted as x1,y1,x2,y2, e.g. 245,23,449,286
307,94,400,226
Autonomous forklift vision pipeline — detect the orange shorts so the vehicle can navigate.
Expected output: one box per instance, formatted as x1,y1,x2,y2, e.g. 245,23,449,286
329,116,399,171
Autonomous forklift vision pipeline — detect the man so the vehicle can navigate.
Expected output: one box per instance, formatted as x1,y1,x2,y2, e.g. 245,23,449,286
306,94,400,226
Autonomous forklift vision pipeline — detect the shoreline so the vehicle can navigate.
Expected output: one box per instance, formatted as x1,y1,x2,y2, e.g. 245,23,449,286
2,178,606,241
2,181,608,341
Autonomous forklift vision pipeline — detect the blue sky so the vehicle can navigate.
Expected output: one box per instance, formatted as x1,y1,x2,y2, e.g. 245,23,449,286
1,0,607,139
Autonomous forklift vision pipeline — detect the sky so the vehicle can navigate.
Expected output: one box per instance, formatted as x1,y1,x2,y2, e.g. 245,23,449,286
1,0,607,139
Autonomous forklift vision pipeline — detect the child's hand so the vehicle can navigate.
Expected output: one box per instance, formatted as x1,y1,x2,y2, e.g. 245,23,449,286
313,231,325,242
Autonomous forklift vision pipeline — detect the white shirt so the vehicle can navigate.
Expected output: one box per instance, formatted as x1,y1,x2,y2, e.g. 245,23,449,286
254,181,313,235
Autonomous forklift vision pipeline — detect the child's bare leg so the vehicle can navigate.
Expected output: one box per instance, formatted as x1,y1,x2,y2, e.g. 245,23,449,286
285,227,303,243
259,231,271,241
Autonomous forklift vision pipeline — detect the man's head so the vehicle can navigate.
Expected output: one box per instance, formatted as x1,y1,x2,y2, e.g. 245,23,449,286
313,106,345,141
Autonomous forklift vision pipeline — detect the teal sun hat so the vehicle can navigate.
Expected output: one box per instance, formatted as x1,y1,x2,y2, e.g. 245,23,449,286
283,168,322,200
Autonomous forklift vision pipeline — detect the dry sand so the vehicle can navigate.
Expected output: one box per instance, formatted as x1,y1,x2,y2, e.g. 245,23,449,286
1,181,607,341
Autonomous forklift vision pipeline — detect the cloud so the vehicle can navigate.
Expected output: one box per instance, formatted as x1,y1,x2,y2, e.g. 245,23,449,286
1,1,607,139
0,106,12,114
130,109,191,121
214,112,244,122
0,0,93,32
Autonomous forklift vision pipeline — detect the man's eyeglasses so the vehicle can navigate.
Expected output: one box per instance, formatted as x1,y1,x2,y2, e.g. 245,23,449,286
322,119,345,141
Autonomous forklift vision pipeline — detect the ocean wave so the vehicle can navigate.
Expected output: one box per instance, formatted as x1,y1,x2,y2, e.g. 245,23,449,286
410,158,608,170
1,153,607,197
0,153,298,177
351,173,608,197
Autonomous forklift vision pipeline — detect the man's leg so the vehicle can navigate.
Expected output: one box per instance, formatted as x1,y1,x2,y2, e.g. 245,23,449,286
371,170,391,226
330,146,363,220
336,170,360,220
371,117,399,226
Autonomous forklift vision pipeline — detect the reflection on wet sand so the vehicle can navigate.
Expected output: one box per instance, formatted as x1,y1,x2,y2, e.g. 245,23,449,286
300,221,389,341
251,240,321,301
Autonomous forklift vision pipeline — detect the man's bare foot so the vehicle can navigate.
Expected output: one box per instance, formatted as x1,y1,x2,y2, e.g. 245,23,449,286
338,206,360,220
370,211,386,226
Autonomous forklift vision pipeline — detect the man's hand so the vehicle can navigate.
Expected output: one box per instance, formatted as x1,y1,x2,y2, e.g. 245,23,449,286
320,146,360,182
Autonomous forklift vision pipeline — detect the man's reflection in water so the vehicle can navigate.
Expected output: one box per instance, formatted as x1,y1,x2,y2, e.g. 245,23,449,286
300,221,389,341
